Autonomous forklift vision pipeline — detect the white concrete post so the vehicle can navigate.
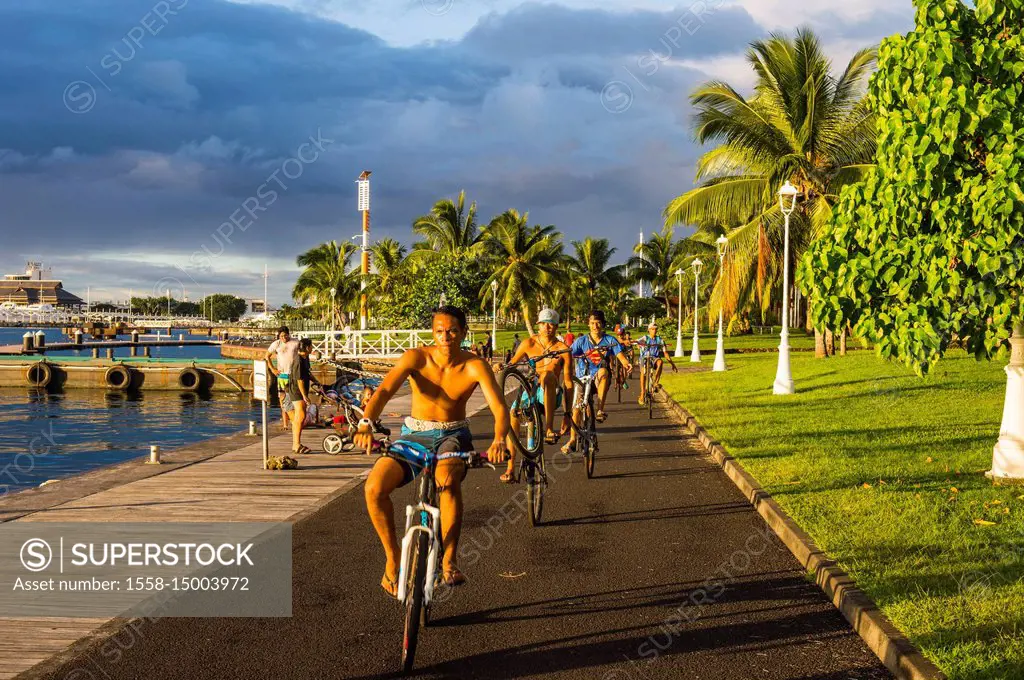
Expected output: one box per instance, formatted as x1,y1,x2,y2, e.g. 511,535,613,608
988,323,1024,483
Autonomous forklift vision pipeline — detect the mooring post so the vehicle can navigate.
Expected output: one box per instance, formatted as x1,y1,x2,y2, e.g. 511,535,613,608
147,445,162,465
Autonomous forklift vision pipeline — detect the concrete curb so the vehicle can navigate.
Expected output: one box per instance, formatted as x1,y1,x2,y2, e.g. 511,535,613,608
658,388,947,680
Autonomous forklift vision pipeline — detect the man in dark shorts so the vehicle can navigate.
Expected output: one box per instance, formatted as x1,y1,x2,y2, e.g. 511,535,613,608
355,306,509,598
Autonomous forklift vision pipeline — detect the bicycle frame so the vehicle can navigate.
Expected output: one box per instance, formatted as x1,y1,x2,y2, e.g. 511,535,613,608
397,472,442,604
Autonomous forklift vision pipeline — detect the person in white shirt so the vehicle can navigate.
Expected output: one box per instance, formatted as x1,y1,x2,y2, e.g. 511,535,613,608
265,326,300,430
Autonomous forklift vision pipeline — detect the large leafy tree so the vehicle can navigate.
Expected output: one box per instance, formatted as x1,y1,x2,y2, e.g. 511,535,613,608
292,241,361,326
411,190,482,263
479,209,563,334
663,28,878,348
198,294,247,322
801,0,1024,375
569,237,626,310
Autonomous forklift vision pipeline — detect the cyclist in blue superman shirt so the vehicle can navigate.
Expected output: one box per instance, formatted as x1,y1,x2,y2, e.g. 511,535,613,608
636,320,677,405
561,309,633,454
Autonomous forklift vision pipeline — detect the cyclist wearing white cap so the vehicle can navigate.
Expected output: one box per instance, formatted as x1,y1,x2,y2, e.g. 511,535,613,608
636,321,676,404
502,308,573,483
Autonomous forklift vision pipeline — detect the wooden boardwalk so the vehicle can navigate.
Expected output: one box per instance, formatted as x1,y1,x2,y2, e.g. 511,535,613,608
0,388,491,679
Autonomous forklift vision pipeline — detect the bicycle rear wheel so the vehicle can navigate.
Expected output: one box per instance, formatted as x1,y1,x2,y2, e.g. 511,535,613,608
566,377,586,437
500,368,543,459
524,454,546,526
647,361,654,420
583,396,597,479
401,531,429,674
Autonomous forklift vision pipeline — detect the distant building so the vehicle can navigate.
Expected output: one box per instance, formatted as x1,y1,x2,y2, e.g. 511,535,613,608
239,298,276,322
0,262,84,308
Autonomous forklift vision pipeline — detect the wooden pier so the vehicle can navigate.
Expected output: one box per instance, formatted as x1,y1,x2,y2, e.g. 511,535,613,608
0,385,481,680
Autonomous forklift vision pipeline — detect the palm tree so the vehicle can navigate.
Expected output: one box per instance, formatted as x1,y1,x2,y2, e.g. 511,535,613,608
292,241,361,326
368,238,408,300
627,226,685,318
662,28,877,354
479,209,563,334
411,190,482,262
569,238,626,311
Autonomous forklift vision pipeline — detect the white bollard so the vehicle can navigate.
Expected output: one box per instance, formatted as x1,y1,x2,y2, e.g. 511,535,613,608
248,421,258,436
147,445,162,465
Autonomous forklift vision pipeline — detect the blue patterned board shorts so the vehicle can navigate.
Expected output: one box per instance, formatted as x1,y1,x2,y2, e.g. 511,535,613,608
517,385,562,411
386,425,474,487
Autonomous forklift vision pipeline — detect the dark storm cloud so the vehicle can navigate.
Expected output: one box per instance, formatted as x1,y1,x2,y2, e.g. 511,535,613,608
460,2,763,61
0,0,894,302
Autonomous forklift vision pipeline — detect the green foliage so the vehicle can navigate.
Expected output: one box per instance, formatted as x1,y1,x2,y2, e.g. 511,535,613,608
625,297,665,321
374,253,485,329
200,294,247,322
801,0,1024,375
665,28,878,322
292,241,362,324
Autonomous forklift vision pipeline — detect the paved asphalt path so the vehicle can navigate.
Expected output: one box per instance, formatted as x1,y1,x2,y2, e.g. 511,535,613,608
43,389,891,680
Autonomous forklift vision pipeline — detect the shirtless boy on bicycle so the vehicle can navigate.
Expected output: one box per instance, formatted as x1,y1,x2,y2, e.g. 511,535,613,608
502,308,573,482
355,306,509,597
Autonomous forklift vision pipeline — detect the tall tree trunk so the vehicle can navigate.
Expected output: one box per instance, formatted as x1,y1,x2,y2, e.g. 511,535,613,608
814,328,827,358
839,326,848,356
521,303,535,336
825,328,835,357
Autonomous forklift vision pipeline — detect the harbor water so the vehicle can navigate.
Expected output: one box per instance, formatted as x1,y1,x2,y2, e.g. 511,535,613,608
0,327,263,495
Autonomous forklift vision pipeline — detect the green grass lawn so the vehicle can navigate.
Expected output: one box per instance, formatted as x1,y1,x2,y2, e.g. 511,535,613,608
661,351,1024,680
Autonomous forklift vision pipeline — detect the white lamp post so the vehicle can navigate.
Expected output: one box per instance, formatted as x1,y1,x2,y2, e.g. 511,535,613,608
773,181,800,395
329,288,336,359
690,258,703,362
988,323,1024,482
713,235,729,372
674,268,684,358
490,280,499,357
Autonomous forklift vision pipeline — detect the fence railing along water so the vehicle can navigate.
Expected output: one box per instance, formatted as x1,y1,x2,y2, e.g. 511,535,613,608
296,329,477,360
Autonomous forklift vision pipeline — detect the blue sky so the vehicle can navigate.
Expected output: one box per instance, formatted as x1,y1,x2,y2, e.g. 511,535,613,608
0,0,913,306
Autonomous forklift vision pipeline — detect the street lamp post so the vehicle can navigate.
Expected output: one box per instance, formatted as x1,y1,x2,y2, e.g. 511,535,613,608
713,235,729,372
329,288,336,359
356,170,372,331
490,280,499,358
690,259,703,362
674,268,684,358
773,181,800,395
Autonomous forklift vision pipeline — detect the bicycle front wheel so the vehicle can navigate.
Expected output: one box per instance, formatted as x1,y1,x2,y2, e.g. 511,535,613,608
401,531,429,674
500,368,543,459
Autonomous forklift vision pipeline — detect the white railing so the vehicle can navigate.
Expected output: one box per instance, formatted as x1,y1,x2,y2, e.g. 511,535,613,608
297,329,476,360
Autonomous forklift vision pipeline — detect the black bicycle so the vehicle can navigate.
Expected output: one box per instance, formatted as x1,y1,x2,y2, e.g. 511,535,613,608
566,352,610,479
641,353,656,419
499,348,569,525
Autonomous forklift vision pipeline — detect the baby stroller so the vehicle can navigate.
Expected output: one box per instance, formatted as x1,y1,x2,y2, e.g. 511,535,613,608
318,367,389,454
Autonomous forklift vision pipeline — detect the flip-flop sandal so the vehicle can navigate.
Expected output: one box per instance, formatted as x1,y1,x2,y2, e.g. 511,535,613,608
293,445,313,454
499,471,518,484
442,569,466,587
596,411,608,423
560,441,577,455
544,433,559,445
381,574,398,599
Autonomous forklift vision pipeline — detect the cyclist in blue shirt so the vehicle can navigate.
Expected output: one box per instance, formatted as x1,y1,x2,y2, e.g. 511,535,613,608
562,309,633,454
636,321,677,405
